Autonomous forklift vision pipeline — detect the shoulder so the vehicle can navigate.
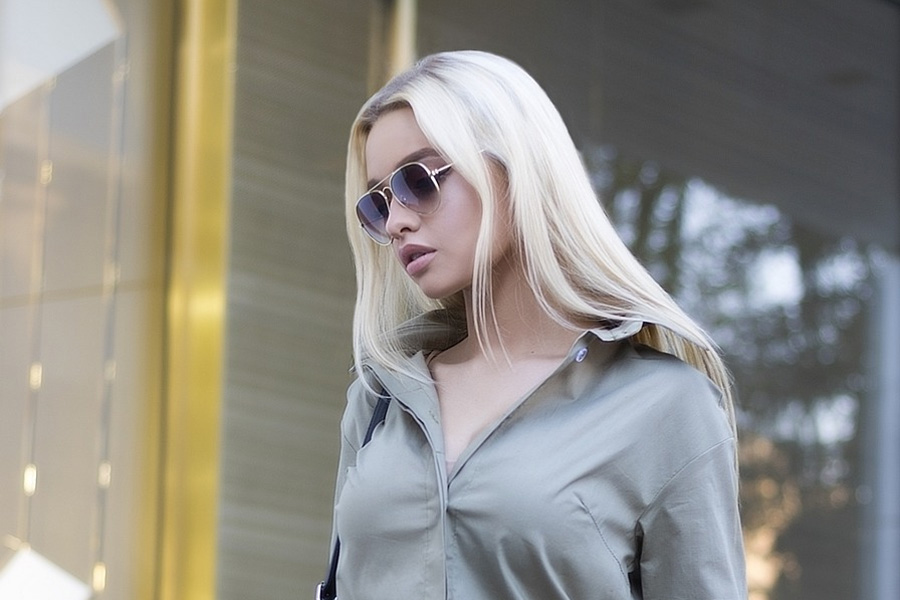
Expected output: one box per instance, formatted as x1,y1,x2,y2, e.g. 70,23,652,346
619,343,725,411
586,342,739,508
601,342,734,457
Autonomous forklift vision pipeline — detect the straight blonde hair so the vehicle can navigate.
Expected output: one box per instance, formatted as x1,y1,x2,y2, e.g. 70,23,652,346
344,50,737,438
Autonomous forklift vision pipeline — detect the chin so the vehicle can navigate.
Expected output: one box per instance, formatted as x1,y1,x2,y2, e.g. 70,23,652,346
415,280,469,301
419,287,455,301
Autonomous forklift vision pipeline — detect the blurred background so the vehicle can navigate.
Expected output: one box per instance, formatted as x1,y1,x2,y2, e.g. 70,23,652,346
0,0,897,599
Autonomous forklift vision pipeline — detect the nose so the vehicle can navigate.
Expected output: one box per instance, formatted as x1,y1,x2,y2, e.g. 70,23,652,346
384,195,420,240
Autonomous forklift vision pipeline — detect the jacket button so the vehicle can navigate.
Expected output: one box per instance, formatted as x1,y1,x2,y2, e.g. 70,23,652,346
575,347,588,362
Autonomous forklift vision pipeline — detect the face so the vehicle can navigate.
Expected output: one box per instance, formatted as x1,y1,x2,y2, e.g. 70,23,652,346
364,108,511,299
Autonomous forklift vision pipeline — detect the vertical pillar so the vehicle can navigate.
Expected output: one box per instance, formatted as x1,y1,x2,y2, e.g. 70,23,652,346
367,0,417,92
160,0,235,598
861,251,900,600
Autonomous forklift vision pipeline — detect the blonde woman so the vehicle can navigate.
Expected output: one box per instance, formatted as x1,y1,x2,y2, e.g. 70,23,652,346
322,50,746,600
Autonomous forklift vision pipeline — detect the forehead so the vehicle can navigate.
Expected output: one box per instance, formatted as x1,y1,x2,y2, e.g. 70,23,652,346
364,108,440,184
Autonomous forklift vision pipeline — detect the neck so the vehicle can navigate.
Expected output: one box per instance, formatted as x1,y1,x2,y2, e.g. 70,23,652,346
459,256,582,363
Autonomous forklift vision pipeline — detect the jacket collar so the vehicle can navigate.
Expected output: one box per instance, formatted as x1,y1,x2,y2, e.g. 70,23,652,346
388,308,469,355
385,308,643,355
589,318,643,341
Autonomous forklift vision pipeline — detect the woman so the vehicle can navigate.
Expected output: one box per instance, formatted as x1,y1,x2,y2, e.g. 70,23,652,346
327,50,746,599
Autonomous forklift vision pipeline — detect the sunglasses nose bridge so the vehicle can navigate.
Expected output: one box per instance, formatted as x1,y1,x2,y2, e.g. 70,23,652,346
383,186,423,239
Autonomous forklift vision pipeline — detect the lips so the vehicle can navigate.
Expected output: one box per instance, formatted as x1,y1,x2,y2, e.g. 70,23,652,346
399,244,436,276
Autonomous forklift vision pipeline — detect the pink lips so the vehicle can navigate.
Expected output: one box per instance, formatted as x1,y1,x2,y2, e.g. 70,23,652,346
399,244,436,276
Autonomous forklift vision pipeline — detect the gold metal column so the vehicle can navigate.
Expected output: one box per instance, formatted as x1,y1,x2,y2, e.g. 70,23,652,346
159,0,235,598
368,0,418,91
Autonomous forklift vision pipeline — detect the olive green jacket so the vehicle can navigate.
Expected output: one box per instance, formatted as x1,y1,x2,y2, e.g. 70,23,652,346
330,311,746,599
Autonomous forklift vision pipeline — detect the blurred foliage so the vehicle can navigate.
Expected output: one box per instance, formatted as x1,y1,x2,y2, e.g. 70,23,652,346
586,147,874,600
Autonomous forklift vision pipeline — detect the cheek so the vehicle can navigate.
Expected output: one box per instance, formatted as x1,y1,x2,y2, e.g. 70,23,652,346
442,183,484,244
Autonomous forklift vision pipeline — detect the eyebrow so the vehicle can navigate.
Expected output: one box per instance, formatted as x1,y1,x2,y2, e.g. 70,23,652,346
365,147,443,189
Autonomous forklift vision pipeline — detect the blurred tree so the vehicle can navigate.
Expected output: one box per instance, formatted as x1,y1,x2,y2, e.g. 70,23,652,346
586,147,873,600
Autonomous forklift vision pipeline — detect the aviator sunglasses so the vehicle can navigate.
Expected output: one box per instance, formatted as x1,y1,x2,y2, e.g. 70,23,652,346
356,161,453,245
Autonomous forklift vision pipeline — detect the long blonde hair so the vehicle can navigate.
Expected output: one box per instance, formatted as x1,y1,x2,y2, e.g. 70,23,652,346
344,50,736,436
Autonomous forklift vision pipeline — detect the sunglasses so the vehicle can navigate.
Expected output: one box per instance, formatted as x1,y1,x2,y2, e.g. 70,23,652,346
355,161,453,244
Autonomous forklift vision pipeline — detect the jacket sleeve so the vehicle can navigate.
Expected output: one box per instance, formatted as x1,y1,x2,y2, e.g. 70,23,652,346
636,436,747,600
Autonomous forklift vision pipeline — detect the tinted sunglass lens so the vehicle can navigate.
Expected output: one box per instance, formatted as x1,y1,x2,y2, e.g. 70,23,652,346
392,164,440,214
356,163,446,244
356,192,391,244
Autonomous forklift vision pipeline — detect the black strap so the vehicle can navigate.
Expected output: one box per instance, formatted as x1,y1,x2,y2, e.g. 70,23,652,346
317,390,390,600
